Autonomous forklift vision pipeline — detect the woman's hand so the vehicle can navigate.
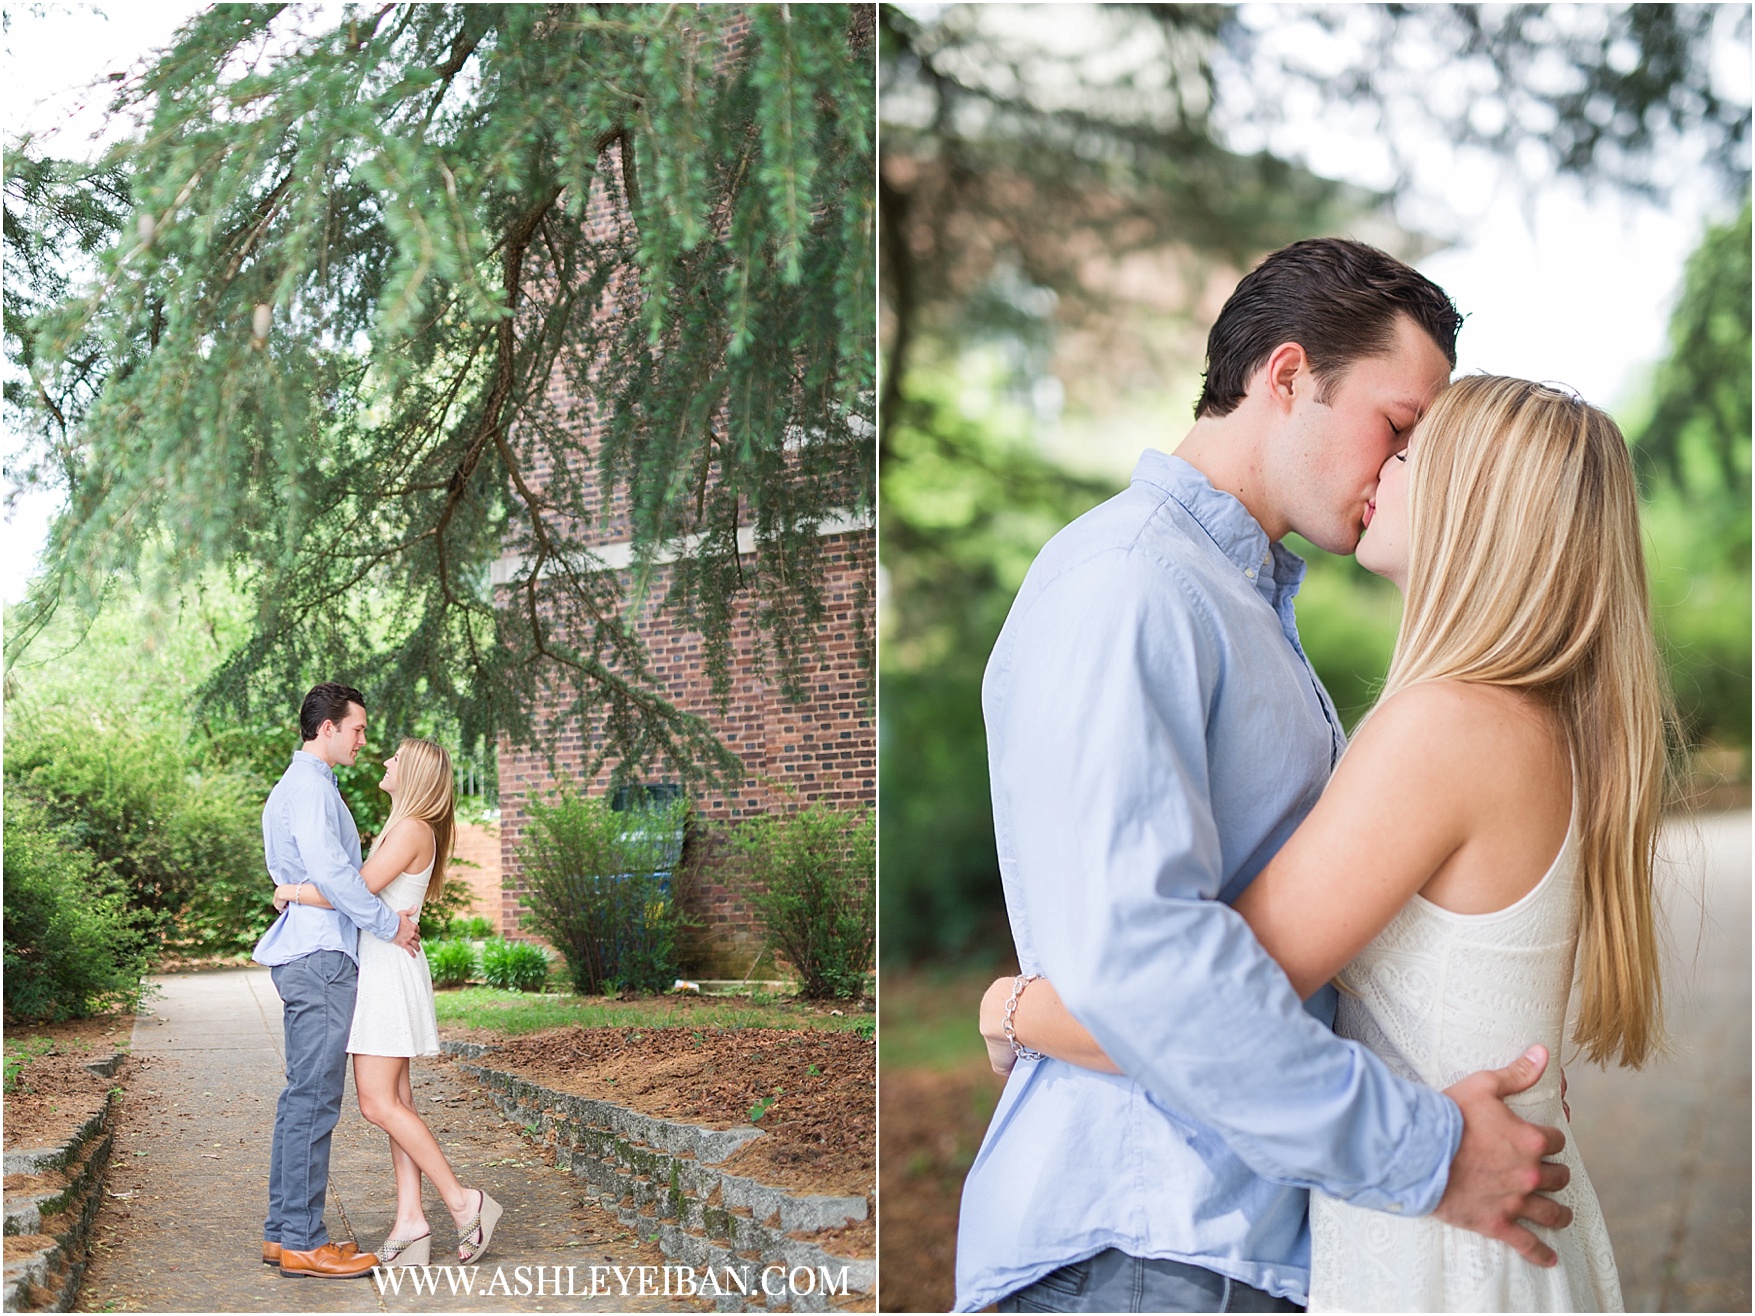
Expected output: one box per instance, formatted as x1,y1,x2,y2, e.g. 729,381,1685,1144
980,977,1020,1076
273,883,292,913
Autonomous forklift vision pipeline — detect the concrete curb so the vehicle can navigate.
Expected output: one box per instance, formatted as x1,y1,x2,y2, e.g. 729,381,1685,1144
2,1062,123,1313
441,1042,872,1311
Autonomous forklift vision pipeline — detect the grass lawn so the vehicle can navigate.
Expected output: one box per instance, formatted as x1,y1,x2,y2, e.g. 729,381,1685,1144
878,962,1012,1071
433,985,874,1036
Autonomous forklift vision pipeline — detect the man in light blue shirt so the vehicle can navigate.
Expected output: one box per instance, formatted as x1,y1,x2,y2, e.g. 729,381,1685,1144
253,682,419,1279
958,240,1571,1312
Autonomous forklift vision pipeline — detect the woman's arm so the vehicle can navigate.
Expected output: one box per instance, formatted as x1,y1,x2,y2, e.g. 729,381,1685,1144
359,818,434,893
275,818,434,909
979,975,1122,1076
978,683,1521,1072
1231,682,1509,998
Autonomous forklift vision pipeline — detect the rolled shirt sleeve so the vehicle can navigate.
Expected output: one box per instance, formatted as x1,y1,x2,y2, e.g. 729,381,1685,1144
288,782,402,944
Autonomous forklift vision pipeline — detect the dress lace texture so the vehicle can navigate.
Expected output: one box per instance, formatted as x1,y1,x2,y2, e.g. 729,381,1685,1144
1308,809,1623,1312
346,857,441,1058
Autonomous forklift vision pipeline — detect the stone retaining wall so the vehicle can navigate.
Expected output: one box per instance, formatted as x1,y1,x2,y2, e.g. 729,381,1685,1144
2,1057,124,1313
443,1043,873,1312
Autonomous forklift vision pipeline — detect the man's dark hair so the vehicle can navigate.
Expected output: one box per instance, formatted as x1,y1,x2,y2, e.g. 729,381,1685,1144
1194,237,1462,419
300,682,366,742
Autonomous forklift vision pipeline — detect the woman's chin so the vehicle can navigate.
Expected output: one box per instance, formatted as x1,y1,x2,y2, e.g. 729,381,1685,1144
1354,546,1402,591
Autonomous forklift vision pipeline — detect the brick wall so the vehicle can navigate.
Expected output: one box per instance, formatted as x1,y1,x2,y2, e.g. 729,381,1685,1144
495,533,873,978
487,7,873,980
447,819,503,927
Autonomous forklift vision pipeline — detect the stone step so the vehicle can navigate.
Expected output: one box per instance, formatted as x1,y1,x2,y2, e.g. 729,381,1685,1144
1,1062,121,1313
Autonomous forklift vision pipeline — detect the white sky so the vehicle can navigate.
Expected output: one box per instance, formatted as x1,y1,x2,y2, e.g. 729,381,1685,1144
4,1,218,605
2,4,1744,600
1425,183,1699,405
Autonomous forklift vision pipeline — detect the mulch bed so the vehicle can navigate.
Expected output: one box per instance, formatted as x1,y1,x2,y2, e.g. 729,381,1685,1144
463,1025,876,1203
3,1015,135,1151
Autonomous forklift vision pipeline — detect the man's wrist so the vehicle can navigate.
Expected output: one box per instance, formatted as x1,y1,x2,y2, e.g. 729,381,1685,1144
1412,1091,1465,1217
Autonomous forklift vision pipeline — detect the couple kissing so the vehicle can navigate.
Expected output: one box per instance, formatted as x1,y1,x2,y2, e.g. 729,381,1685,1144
959,239,1663,1313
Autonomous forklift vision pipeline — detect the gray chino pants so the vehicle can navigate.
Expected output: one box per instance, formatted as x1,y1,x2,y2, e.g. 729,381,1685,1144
998,1251,1305,1314
266,950,357,1250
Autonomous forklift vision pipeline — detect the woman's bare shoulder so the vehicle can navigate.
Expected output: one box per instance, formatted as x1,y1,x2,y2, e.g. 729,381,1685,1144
379,816,437,864
1368,680,1556,742
1361,681,1565,807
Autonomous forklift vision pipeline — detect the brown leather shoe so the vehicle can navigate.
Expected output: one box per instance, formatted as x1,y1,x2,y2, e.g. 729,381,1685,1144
278,1242,379,1278
264,1240,357,1267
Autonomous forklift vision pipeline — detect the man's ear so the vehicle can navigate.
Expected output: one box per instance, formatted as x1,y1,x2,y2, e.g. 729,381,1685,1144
1262,341,1311,415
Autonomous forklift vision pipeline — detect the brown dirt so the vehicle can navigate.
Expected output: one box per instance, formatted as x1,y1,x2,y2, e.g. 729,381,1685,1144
3,1014,134,1150
877,1063,1007,1314
469,1026,875,1204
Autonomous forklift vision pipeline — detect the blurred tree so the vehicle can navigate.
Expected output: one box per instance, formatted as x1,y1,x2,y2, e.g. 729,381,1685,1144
879,3,1372,454
1232,5,1749,204
880,2,1751,961
880,3,1750,455
1633,197,1751,561
5,4,875,786
880,368,1111,958
1631,197,1752,751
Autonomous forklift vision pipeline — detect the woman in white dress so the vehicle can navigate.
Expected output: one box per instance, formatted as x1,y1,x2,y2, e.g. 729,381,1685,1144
274,737,503,1268
979,376,1669,1311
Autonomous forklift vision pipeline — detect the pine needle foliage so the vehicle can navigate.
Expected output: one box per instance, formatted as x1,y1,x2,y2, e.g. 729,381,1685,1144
6,4,875,786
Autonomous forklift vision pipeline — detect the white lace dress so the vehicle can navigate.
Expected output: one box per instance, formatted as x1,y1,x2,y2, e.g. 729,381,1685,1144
1308,808,1623,1312
346,858,440,1058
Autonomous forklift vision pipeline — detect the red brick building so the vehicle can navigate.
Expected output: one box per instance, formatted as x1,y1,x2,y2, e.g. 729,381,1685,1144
490,528,873,978
483,68,874,977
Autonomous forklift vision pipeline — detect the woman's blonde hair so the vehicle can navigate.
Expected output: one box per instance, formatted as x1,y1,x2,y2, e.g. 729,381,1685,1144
1381,374,1675,1068
379,737,455,902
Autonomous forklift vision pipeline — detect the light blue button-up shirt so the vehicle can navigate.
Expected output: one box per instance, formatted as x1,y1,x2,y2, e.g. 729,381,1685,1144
252,751,401,966
956,452,1463,1310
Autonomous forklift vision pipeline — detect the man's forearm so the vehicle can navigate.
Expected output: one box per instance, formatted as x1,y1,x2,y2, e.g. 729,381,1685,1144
306,867,400,939
1046,905,1461,1215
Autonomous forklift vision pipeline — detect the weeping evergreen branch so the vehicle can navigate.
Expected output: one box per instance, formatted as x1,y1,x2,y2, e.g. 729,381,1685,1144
5,3,876,787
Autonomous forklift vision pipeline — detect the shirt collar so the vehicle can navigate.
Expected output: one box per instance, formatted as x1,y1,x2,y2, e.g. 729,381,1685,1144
293,749,337,783
1133,449,1308,597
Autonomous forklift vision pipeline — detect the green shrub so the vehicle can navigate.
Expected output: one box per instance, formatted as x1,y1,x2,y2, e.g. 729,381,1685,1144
428,938,478,988
445,915,496,940
4,719,270,954
479,939,551,992
517,790,691,995
733,803,875,999
4,795,151,1023
1654,568,1753,752
417,876,477,942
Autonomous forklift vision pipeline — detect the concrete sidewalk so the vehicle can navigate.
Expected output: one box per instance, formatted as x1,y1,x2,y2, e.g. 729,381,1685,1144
1567,810,1751,1312
76,968,700,1313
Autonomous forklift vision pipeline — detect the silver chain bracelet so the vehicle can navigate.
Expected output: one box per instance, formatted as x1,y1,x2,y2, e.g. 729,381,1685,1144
1003,973,1044,1061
